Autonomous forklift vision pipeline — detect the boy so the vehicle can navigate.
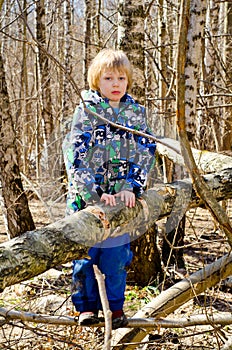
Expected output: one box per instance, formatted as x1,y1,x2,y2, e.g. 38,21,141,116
63,48,156,329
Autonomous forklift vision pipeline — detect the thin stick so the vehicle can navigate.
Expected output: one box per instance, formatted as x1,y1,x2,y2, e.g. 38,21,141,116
1,307,232,329
93,264,112,350
84,107,181,154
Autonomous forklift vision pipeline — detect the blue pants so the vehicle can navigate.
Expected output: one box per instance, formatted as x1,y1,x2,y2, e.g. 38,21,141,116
71,234,133,312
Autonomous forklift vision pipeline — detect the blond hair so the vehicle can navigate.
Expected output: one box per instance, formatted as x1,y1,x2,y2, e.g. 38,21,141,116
87,48,133,91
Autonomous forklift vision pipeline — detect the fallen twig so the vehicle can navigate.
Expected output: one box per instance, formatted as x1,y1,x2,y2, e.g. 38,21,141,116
1,307,232,329
93,264,112,350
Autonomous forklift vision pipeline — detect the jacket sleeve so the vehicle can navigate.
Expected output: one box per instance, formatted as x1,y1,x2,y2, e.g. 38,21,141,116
62,106,101,213
126,118,156,198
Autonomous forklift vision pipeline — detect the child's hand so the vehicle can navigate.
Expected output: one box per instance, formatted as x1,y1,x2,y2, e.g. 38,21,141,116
101,191,135,208
100,193,116,206
114,190,135,208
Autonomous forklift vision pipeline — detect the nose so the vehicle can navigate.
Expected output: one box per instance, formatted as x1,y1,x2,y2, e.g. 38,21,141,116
112,79,119,86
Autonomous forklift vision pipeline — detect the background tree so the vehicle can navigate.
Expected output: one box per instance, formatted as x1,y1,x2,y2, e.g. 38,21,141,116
118,0,146,102
117,0,162,286
34,0,53,176
222,1,232,151
0,34,35,238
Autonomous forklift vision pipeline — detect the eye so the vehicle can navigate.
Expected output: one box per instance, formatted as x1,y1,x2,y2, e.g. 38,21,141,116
119,76,126,80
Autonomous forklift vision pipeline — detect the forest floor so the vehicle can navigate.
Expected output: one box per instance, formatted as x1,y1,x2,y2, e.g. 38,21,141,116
0,198,232,349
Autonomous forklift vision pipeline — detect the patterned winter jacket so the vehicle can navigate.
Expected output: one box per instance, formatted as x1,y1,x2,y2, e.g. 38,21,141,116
63,89,156,215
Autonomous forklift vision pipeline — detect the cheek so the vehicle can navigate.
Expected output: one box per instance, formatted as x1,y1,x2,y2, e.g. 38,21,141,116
123,83,128,91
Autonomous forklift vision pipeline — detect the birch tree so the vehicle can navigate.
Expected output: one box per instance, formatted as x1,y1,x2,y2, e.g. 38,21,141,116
185,0,207,143
201,1,222,150
176,0,232,245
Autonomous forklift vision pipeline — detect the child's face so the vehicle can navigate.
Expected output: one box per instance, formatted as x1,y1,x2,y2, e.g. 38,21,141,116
98,69,128,104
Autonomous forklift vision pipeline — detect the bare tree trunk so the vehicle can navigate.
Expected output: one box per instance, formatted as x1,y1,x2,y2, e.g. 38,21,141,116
83,0,99,88
176,0,232,245
118,0,145,103
117,0,162,285
156,137,232,173
83,0,91,88
201,2,227,151
35,0,53,174
0,52,35,238
222,2,232,151
129,223,163,286
62,0,72,119
185,0,207,144
162,0,207,271
19,0,32,176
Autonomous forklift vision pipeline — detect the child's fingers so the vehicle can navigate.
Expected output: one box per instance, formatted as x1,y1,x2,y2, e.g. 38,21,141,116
115,191,135,207
101,194,116,206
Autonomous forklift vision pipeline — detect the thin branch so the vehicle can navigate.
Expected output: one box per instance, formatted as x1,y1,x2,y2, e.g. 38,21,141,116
0,2,34,32
99,10,117,26
1,307,232,329
83,107,181,154
93,265,112,350
197,103,232,110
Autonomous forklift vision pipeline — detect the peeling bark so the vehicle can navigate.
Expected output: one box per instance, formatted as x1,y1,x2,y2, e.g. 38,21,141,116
0,168,231,292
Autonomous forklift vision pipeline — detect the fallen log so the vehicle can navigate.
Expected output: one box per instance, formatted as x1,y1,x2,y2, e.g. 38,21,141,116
111,252,232,349
0,168,231,292
156,136,232,173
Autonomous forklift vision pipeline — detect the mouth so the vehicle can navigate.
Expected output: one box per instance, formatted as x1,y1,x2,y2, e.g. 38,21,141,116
112,91,121,95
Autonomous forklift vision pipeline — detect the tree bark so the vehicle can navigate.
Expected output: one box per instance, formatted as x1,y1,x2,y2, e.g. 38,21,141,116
222,2,232,151
129,223,163,286
117,0,161,285
0,167,231,292
62,0,72,119
93,265,112,349
35,0,53,176
0,51,35,239
184,0,207,144
118,0,145,103
176,0,232,246
83,0,92,88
